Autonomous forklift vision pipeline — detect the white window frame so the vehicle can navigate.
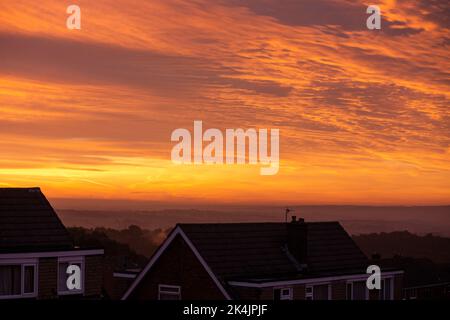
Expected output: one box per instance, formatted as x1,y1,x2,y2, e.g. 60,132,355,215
305,285,313,300
305,283,331,300
158,284,181,300
346,280,369,300
409,288,417,300
273,286,293,300
0,258,38,300
57,256,84,296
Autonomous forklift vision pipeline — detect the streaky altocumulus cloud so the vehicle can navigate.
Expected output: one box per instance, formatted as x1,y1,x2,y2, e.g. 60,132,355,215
415,0,450,28
0,33,292,98
222,0,368,30
222,0,436,35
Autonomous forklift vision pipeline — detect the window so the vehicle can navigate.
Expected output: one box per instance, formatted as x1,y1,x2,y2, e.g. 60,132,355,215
346,283,352,300
58,257,84,295
346,281,368,300
305,285,313,300
380,278,392,300
305,284,331,300
23,265,35,294
273,287,293,300
313,284,330,300
409,288,417,300
0,265,21,296
0,263,37,299
158,285,181,300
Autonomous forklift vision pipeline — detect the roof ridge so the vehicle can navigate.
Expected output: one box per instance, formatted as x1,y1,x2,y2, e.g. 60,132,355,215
0,187,41,191
177,221,340,226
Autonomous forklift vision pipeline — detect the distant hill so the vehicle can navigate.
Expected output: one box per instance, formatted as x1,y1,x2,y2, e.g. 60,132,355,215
57,205,450,236
353,231,450,264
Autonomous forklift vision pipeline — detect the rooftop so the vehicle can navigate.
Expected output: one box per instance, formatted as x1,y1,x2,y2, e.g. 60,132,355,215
0,187,73,253
178,221,369,281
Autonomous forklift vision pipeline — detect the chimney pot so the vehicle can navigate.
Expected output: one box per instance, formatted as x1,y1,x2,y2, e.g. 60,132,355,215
291,215,297,223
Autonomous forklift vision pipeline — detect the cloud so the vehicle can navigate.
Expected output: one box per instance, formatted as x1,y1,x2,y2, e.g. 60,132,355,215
222,0,425,35
0,0,449,204
0,32,293,98
223,0,366,29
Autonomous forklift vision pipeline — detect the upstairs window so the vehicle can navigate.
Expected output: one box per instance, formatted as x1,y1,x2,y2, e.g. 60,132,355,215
305,284,330,300
274,287,293,300
312,284,330,300
0,263,37,299
23,265,35,294
346,281,368,300
380,278,393,300
409,288,417,300
58,257,84,295
305,286,313,300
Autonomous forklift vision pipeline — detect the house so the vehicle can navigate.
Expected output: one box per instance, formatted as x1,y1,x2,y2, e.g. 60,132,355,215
105,269,139,300
404,282,450,300
122,217,403,300
373,255,450,300
0,188,104,300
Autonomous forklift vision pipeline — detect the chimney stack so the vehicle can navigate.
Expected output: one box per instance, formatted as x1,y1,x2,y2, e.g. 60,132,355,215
287,217,308,266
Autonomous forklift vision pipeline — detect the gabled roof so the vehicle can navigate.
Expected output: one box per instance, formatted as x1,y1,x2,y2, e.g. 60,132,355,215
123,221,369,299
122,226,232,300
0,188,73,253
179,222,368,281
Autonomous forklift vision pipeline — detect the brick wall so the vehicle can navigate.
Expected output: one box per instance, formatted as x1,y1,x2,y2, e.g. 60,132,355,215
38,257,58,299
259,287,273,300
107,276,135,300
293,284,306,299
37,254,104,299
331,281,346,300
129,234,226,300
369,288,379,300
84,255,103,298
232,286,261,299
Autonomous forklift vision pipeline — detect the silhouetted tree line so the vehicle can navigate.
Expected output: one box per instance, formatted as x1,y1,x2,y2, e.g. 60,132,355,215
68,225,169,270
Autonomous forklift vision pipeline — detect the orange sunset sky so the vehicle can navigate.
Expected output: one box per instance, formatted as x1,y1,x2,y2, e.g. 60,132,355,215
0,0,449,206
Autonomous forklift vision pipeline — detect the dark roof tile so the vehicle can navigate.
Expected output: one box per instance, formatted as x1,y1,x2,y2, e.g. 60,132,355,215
0,188,73,253
178,221,368,281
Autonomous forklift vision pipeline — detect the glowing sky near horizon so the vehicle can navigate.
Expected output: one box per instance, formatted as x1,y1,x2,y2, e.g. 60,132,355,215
0,0,449,206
